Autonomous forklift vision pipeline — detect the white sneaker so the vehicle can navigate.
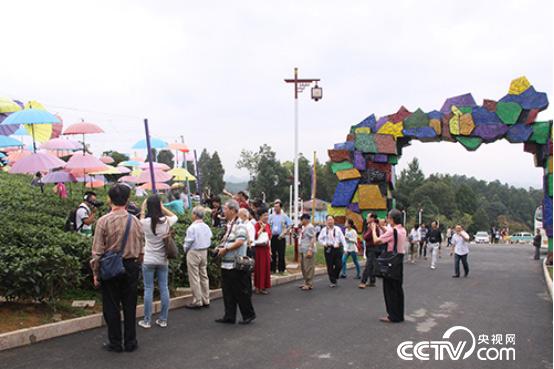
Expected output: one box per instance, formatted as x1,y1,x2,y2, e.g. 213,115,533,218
138,320,151,329
430,265,436,270
155,319,168,328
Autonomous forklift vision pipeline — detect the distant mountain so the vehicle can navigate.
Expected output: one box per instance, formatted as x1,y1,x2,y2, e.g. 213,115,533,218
226,181,249,193
225,174,249,183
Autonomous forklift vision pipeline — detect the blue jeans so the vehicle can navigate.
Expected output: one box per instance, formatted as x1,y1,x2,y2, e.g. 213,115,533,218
142,264,170,323
341,251,361,277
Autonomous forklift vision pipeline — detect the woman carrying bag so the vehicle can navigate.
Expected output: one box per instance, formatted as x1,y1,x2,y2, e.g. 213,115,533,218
138,195,178,329
371,209,406,323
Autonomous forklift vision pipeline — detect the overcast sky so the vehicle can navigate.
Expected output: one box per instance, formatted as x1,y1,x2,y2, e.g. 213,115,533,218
1,0,552,188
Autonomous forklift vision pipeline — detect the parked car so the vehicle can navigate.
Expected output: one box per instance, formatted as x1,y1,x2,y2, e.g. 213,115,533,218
474,231,490,244
509,232,534,244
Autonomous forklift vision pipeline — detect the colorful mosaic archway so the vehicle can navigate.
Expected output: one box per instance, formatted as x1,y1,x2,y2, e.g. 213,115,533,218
327,77,553,262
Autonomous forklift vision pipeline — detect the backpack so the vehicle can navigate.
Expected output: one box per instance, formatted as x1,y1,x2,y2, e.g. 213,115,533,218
64,205,88,232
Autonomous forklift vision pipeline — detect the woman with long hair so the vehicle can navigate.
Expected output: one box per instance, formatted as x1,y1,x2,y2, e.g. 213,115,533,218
138,195,178,329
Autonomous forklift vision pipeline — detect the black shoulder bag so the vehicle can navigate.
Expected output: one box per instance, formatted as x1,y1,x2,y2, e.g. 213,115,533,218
376,228,403,280
100,214,133,281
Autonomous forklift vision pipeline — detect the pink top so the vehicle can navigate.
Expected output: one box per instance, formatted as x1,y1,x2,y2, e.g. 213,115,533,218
378,225,407,254
56,182,68,199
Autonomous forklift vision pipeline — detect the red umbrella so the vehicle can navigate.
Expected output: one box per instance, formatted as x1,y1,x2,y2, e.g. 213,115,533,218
50,114,64,139
9,152,66,174
168,142,189,152
62,120,104,153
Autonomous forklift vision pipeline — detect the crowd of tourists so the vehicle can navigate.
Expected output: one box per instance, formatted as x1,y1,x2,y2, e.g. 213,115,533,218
74,183,478,353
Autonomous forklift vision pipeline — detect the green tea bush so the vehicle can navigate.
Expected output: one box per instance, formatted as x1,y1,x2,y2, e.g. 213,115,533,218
0,172,224,302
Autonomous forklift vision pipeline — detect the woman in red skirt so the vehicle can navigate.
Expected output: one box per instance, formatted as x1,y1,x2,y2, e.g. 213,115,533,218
254,208,272,294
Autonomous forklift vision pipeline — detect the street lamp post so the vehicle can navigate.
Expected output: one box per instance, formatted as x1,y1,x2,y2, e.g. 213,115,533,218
402,210,407,226
418,208,423,225
285,68,322,264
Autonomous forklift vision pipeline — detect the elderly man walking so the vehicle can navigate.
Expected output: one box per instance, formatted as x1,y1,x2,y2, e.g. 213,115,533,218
214,200,256,324
184,206,213,309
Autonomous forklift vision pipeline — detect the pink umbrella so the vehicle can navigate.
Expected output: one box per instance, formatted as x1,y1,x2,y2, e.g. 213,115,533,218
100,155,115,164
137,169,172,183
9,152,66,174
7,149,32,164
139,162,170,171
63,121,104,135
65,153,107,172
117,166,131,174
85,180,105,189
42,171,76,183
118,175,140,183
40,138,81,150
50,114,64,139
140,182,170,191
48,150,76,158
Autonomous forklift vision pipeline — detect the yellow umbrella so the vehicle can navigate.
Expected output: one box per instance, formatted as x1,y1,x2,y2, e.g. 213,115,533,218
89,165,120,175
169,167,196,181
0,98,21,113
131,168,143,177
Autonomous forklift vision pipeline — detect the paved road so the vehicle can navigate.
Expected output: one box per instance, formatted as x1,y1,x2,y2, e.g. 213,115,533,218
1,244,551,369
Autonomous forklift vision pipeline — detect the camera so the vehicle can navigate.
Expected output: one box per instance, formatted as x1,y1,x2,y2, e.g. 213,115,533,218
89,200,104,208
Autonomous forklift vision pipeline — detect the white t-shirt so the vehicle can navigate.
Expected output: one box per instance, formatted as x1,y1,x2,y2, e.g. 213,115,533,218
141,215,179,265
344,229,359,253
409,228,420,242
76,203,92,232
451,232,470,255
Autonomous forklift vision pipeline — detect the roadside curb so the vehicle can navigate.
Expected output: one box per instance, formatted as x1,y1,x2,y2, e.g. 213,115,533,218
0,262,360,352
543,257,553,300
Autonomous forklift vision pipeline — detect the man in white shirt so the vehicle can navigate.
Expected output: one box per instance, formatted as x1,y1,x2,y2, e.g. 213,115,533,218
451,225,470,278
184,206,213,309
408,226,420,264
317,215,347,287
76,191,97,237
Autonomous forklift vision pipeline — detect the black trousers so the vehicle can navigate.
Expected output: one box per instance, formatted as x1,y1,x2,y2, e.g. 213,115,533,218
221,268,255,322
270,236,287,273
362,248,381,284
419,241,427,257
382,257,404,322
101,259,140,349
324,247,343,284
454,253,469,276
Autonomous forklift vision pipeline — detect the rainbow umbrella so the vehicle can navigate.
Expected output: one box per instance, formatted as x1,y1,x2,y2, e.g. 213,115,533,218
0,98,22,113
0,107,61,152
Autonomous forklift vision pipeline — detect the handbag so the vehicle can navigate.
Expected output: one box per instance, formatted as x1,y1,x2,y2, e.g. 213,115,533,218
163,224,178,259
234,255,255,273
376,228,403,280
100,214,132,281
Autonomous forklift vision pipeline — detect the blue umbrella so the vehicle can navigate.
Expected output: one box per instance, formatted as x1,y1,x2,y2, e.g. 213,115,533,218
0,152,6,158
0,135,23,148
14,126,29,136
1,108,60,125
132,137,168,150
119,160,142,167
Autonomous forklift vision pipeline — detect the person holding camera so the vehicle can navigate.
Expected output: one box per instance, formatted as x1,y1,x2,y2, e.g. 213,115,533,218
76,191,101,237
213,199,256,325
360,213,385,288
317,215,347,288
